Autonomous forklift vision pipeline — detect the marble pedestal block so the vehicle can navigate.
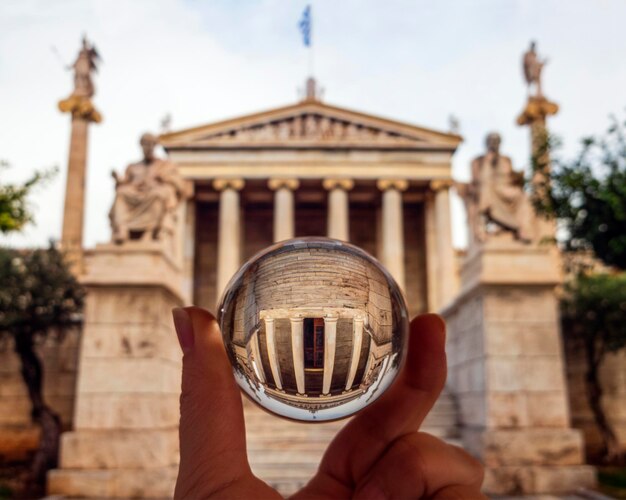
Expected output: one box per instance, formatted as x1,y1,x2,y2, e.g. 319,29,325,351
442,238,595,495
48,243,185,498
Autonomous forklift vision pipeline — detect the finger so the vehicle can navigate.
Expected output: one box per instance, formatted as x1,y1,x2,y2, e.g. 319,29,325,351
432,484,489,500
317,314,447,483
355,433,484,500
173,306,250,499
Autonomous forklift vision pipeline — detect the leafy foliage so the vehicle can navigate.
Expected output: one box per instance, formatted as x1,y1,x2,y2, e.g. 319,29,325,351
0,162,57,234
562,273,626,354
0,244,84,494
533,117,626,270
0,244,85,337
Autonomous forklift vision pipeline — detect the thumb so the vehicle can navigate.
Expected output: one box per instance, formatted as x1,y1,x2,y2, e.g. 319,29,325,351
172,306,250,499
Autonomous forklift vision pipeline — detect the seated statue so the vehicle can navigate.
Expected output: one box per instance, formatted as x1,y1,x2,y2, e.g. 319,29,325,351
109,133,188,244
458,132,535,244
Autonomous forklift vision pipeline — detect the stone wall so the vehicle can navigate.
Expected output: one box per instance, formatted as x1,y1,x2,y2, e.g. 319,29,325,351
564,336,626,458
0,330,80,461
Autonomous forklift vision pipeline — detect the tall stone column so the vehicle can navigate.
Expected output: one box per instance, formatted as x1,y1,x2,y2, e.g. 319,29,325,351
322,316,338,395
59,112,102,275
345,316,364,391
517,95,559,241
431,180,457,310
323,178,354,241
61,117,89,265
377,179,408,290
213,178,244,300
290,317,305,395
268,178,299,242
57,36,102,275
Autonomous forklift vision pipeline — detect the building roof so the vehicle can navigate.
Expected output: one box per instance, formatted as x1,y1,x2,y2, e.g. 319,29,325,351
159,98,463,152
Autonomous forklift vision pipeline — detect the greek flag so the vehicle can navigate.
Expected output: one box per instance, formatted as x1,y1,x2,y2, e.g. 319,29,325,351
299,5,311,47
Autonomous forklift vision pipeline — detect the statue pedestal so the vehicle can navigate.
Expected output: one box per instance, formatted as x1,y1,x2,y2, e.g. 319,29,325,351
48,243,186,498
442,237,595,494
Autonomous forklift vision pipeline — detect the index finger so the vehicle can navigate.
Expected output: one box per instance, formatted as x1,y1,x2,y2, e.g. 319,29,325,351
317,314,447,484
174,307,251,498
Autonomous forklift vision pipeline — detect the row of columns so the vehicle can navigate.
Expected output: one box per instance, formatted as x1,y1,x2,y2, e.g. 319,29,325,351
212,177,457,309
260,315,363,396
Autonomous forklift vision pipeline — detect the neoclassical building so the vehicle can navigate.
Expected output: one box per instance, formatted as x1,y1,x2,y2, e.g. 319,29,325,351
159,82,461,319
0,59,593,494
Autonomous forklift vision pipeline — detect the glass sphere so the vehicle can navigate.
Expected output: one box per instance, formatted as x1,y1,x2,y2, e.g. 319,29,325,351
218,237,409,422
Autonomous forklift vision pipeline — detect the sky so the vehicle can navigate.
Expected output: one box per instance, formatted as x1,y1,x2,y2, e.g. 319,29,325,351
1,0,625,249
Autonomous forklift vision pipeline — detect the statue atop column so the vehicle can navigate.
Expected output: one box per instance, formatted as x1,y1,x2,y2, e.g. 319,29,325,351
109,133,189,244
58,35,102,123
523,41,546,98
458,133,536,244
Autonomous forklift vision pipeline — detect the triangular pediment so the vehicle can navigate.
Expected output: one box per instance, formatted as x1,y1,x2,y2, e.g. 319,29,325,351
160,100,462,151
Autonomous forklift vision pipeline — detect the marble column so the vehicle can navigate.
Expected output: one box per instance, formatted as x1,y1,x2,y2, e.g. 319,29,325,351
264,317,282,391
213,178,244,300
322,316,338,395
424,192,440,311
377,179,408,290
249,329,266,384
290,317,305,395
323,178,354,241
431,180,457,309
345,316,364,391
268,178,300,242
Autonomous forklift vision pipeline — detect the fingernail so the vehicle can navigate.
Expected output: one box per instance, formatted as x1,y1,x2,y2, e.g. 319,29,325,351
172,307,194,353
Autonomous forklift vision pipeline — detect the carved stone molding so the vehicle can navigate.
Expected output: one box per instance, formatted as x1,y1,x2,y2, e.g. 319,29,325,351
322,178,355,191
212,178,245,191
267,178,300,191
194,113,420,146
376,179,409,192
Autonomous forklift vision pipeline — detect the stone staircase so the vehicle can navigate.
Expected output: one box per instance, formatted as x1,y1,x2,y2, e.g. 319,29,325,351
244,389,460,496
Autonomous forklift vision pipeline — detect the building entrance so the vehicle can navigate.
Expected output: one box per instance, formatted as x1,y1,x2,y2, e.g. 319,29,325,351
304,318,324,369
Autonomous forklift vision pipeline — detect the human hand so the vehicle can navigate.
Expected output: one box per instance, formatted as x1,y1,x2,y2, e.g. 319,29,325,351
172,307,485,499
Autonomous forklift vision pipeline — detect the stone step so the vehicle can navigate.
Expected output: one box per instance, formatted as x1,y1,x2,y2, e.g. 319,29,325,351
242,390,461,496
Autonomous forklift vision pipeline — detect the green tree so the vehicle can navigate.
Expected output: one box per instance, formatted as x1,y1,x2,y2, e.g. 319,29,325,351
0,162,57,234
534,117,626,462
561,274,626,462
0,245,85,496
533,117,626,269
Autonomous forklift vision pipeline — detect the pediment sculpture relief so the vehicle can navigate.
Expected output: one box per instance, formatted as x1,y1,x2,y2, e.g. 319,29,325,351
109,133,190,244
199,114,419,145
457,132,537,244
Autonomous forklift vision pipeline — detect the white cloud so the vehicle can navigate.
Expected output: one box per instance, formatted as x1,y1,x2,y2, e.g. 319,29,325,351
1,0,625,249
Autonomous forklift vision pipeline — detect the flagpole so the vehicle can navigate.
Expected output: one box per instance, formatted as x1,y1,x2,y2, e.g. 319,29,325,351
310,2,314,78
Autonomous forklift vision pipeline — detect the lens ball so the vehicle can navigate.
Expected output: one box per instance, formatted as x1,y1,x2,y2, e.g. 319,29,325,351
218,237,409,422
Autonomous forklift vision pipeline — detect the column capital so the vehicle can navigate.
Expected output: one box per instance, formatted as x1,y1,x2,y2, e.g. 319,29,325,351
268,178,300,191
377,179,409,192
323,178,354,191
212,178,245,191
429,179,454,192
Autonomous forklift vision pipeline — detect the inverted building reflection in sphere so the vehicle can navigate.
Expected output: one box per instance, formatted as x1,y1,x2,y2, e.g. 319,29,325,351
218,237,409,421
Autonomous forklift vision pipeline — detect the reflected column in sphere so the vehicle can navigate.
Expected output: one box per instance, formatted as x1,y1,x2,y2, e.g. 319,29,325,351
218,237,409,422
